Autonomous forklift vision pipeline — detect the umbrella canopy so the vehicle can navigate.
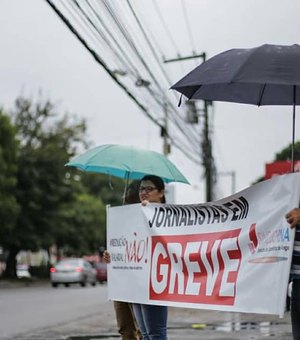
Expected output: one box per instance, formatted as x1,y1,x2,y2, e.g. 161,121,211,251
65,144,190,185
171,44,300,105
171,44,300,169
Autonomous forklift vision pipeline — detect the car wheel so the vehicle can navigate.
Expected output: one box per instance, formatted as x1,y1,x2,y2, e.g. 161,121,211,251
64,283,70,287
80,280,86,287
91,281,96,287
52,282,58,288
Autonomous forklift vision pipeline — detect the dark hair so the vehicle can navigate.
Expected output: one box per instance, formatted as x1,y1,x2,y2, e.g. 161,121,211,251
125,180,141,204
140,175,166,203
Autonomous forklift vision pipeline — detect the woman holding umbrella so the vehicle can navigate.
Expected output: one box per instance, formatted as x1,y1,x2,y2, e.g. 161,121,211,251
104,174,168,340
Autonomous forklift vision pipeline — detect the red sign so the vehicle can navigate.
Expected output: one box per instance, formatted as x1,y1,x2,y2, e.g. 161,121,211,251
265,161,300,180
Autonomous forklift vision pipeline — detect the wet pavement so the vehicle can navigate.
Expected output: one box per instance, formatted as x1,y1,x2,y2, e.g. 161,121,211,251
166,307,292,339
1,279,292,339
14,306,292,340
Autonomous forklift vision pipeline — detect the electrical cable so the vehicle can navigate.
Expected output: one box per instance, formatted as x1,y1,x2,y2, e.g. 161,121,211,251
125,0,202,147
72,0,141,78
152,0,181,55
181,0,196,54
45,0,203,165
98,1,202,152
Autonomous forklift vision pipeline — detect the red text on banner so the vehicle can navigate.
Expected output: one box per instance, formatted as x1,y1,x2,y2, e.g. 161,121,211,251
150,230,241,305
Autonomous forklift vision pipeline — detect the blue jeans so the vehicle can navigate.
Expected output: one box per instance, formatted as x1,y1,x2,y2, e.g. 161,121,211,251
132,303,168,340
292,279,300,340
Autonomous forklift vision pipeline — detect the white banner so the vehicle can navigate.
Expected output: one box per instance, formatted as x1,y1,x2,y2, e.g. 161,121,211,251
107,173,300,316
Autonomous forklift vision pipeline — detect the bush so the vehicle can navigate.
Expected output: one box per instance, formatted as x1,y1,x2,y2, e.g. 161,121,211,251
29,265,50,278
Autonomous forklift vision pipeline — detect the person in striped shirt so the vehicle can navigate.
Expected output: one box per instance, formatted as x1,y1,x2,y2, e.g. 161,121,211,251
286,208,300,340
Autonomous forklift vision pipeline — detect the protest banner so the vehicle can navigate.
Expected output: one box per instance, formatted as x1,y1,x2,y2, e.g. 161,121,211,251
107,173,300,316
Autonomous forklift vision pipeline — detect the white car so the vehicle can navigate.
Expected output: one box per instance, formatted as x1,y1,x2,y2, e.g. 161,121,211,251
16,264,31,279
50,258,97,288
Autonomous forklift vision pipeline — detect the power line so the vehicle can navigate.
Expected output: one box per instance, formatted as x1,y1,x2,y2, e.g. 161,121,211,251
46,0,202,162
72,0,141,78
123,1,202,150
152,0,181,55
88,1,202,153
45,0,161,129
45,0,203,164
181,0,196,54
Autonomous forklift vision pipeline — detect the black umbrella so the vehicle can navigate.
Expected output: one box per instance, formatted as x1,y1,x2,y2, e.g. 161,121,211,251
171,44,300,171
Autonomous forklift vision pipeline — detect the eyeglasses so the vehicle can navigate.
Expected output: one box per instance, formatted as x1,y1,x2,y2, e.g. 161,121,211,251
139,186,157,193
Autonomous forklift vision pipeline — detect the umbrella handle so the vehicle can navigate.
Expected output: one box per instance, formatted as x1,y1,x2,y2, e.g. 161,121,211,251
291,94,296,172
177,94,183,107
122,172,130,205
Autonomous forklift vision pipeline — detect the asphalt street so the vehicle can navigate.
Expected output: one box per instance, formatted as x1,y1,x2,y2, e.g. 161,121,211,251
7,303,294,340
14,307,293,340
0,280,292,340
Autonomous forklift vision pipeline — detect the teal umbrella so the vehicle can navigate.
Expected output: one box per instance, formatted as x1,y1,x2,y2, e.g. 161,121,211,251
65,144,190,185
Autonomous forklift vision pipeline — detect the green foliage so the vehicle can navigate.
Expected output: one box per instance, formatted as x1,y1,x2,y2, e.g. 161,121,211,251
0,110,20,242
81,172,125,207
29,265,50,279
57,193,106,255
0,96,122,277
275,141,300,161
11,97,88,252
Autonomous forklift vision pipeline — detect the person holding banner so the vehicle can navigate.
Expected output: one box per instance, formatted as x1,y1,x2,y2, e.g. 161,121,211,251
104,180,142,340
285,207,300,340
105,175,168,340
131,174,168,340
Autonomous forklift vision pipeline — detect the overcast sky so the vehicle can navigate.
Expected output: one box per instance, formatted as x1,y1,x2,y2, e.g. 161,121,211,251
1,0,300,204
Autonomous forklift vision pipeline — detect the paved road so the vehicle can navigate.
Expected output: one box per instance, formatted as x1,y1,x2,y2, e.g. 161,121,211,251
0,280,293,339
0,281,113,339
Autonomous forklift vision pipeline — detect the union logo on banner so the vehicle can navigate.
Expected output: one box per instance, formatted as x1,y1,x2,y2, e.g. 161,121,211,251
265,160,300,179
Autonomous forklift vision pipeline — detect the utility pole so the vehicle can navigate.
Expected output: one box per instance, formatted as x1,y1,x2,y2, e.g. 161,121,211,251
160,97,170,156
198,53,214,202
165,52,215,202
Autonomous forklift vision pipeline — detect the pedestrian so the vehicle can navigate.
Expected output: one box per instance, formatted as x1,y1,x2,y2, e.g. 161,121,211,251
285,207,300,340
131,174,168,340
105,180,142,340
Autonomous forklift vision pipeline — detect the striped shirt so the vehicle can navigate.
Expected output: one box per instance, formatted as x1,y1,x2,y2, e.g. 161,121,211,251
291,228,300,279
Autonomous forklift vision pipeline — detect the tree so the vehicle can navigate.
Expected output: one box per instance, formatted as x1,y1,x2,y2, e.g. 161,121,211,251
57,193,106,256
1,95,125,278
275,141,300,161
0,110,20,253
81,172,125,207
3,96,88,277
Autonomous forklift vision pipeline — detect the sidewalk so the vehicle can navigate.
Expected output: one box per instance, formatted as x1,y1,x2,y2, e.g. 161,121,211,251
19,306,292,340
0,277,48,288
166,307,292,339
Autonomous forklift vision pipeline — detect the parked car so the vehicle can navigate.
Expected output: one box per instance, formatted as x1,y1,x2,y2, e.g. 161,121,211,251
50,258,97,288
94,262,107,283
16,264,31,279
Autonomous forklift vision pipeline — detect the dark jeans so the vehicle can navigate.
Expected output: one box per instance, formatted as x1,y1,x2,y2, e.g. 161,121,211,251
132,303,168,340
292,279,300,340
